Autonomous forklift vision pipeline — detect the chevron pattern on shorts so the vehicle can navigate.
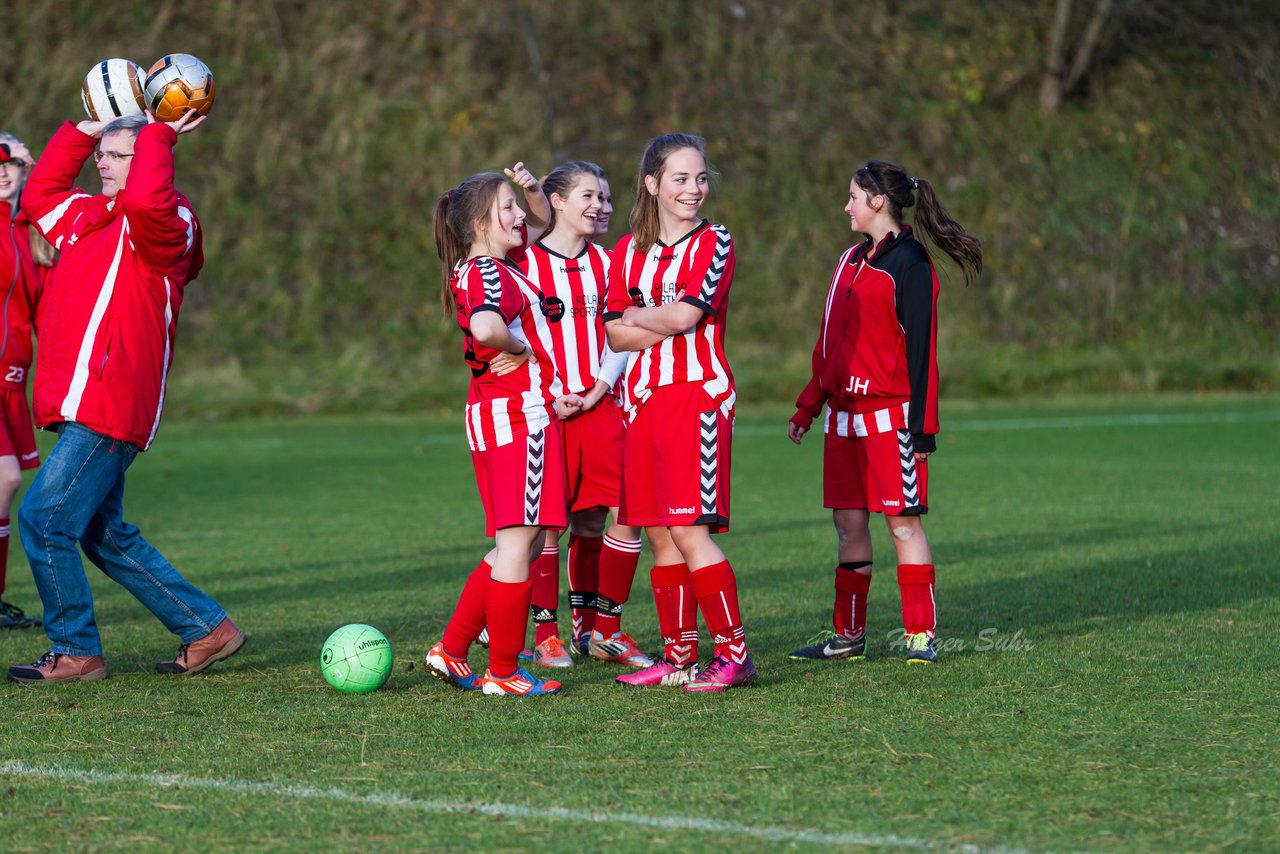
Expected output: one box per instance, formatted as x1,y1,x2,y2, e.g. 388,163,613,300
525,429,545,524
699,411,719,518
897,429,920,509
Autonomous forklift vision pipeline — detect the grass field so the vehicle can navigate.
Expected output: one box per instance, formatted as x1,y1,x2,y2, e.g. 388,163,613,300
1,394,1277,852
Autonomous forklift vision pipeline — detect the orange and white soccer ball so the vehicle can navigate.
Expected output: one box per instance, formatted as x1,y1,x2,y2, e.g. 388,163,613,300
82,59,147,120
144,53,216,121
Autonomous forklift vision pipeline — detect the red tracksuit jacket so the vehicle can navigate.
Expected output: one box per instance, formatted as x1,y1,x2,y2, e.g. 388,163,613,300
793,227,941,453
0,201,47,392
22,121,203,450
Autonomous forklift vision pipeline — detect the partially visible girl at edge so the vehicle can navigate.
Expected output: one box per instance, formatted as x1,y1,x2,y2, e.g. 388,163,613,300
787,160,982,665
592,165,613,239
424,164,584,697
0,133,55,630
604,133,755,692
518,160,654,671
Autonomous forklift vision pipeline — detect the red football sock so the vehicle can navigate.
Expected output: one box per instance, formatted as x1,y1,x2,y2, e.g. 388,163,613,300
593,533,642,637
566,534,602,641
487,578,534,678
651,563,697,666
0,516,9,596
530,542,561,645
834,562,872,640
690,560,748,663
897,563,937,638
441,559,491,657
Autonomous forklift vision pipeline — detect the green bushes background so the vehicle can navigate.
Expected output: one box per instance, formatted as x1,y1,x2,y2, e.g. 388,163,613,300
4,1,1276,415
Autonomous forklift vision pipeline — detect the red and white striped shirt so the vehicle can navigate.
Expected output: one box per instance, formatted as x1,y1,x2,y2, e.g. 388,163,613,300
455,255,563,451
519,241,627,396
604,221,735,418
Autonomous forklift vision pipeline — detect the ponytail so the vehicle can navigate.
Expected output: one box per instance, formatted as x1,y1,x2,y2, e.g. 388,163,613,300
854,160,983,287
912,177,983,287
433,191,465,315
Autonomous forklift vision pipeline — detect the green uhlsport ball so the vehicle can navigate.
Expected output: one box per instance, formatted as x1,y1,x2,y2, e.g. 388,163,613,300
320,624,392,694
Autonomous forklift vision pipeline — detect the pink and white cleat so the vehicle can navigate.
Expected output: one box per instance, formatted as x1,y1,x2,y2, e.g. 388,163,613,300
615,656,699,687
682,655,757,692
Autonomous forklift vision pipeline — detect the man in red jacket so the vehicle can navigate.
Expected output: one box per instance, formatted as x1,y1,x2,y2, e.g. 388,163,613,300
8,111,244,684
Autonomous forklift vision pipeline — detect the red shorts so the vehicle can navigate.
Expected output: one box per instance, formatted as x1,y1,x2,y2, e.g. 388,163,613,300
562,395,625,513
824,429,928,516
0,387,39,470
619,382,732,533
471,425,568,537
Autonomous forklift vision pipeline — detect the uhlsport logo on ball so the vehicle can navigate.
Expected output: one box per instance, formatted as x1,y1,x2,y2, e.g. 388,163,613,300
144,53,216,121
81,59,147,121
320,624,392,694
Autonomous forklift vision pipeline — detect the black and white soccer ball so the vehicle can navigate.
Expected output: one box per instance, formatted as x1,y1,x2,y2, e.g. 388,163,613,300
81,58,147,121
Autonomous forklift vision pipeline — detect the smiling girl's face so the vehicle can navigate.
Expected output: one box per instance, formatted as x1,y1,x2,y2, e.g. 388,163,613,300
646,147,708,237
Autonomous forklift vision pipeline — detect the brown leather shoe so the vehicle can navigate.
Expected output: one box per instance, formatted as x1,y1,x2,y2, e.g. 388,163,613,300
155,617,246,675
8,651,107,683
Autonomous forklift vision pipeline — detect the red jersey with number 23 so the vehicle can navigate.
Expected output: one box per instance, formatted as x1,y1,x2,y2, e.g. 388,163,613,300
455,255,562,451
604,221,735,418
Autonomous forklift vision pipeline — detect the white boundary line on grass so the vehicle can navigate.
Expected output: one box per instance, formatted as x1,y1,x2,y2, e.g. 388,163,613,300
1,761,1026,853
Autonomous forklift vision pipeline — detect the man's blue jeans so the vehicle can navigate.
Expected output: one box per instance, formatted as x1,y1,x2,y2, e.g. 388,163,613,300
19,423,226,657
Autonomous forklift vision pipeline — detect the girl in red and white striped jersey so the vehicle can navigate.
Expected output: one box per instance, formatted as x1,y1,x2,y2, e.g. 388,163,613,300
603,134,755,693
424,166,585,697
517,161,652,671
788,160,982,665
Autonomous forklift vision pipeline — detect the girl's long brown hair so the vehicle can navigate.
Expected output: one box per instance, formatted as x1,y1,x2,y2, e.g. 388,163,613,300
855,160,983,286
629,133,706,254
433,171,505,315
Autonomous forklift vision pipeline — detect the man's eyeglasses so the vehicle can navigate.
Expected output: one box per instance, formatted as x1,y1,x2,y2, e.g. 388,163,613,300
93,150,135,163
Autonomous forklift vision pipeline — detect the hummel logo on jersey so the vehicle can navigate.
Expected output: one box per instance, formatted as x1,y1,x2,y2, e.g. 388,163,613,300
883,499,900,507
668,506,696,515
559,263,583,274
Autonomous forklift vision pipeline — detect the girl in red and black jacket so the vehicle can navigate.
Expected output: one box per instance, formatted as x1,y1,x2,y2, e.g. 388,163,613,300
788,160,981,665
0,134,54,629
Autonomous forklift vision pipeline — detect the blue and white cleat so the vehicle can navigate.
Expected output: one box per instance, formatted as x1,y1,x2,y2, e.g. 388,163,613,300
481,666,563,696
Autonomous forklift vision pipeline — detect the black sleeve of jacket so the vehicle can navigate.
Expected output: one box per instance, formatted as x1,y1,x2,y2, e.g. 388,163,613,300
896,261,936,454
